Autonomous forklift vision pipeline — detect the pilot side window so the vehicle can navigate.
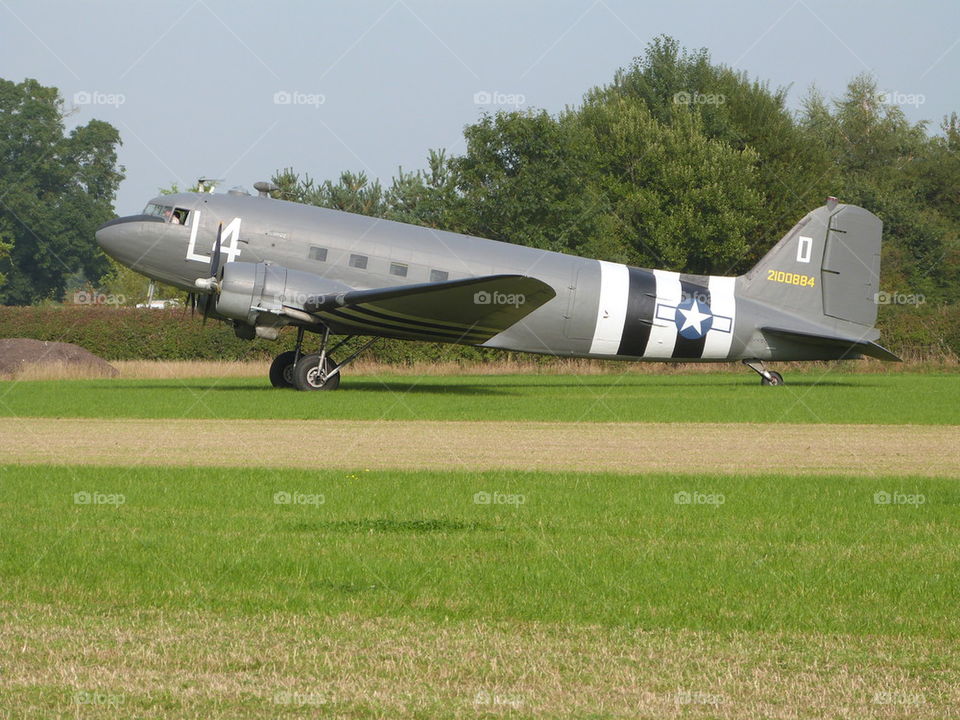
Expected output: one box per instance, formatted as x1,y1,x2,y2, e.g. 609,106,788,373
309,246,328,262
390,262,408,277
349,254,368,270
143,204,188,225
430,269,448,282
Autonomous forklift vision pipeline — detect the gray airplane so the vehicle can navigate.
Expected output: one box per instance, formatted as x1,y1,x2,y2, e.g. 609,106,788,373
95,182,898,390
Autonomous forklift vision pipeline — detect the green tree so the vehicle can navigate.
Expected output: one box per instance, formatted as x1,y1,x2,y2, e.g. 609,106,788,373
272,168,385,216
0,78,124,304
799,75,957,301
596,35,838,268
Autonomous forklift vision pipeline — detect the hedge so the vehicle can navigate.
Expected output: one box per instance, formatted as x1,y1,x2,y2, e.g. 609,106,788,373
0,304,955,363
0,306,510,363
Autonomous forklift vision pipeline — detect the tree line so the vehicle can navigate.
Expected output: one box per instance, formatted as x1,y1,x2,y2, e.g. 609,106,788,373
1,37,957,347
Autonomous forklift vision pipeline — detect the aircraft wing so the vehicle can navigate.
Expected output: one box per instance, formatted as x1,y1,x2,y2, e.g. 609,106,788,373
296,274,557,343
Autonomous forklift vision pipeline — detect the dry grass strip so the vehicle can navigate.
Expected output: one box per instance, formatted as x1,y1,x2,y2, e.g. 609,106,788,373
1,418,957,476
7,356,957,380
0,603,955,718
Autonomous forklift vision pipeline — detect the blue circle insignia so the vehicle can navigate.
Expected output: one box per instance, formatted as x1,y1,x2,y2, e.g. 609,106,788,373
674,298,714,339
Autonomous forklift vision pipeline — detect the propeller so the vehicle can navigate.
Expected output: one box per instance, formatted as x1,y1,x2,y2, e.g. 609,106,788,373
193,223,223,324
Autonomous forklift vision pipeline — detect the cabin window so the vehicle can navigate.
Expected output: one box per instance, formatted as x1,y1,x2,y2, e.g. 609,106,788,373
309,246,328,262
349,254,368,270
430,269,448,282
390,262,408,277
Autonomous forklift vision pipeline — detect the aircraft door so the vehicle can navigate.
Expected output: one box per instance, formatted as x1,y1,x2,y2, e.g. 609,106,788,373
563,266,595,339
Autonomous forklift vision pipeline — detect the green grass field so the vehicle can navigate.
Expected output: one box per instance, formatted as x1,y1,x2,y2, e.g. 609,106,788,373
0,372,958,423
1,371,958,718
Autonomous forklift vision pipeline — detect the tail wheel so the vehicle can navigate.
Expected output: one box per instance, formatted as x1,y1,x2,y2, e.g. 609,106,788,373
761,371,784,386
268,351,298,388
293,353,340,391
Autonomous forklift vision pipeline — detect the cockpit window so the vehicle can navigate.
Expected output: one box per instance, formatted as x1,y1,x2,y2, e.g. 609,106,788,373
143,203,168,217
142,204,190,225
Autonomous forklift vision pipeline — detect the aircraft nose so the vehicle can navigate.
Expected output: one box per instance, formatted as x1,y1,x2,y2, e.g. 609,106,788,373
95,217,124,258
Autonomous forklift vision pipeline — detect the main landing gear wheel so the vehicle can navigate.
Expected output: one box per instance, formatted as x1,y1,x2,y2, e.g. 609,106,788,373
760,371,784,386
293,353,340,391
269,351,298,388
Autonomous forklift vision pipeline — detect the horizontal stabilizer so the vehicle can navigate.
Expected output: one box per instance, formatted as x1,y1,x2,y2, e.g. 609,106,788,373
302,274,556,343
761,327,901,362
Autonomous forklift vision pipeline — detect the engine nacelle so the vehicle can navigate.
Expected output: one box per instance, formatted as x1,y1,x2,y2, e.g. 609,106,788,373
214,262,351,325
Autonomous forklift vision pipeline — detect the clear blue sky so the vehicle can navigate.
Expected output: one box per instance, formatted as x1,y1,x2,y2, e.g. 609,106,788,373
2,0,957,214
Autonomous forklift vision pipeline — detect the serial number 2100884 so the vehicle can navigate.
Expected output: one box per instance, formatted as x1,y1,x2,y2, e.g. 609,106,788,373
767,269,816,287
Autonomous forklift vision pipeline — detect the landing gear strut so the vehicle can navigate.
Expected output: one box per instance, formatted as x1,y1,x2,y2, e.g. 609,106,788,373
268,326,378,391
742,359,784,386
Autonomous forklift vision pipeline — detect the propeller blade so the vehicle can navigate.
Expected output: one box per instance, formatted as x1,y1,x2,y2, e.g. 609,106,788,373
209,223,223,278
201,288,213,325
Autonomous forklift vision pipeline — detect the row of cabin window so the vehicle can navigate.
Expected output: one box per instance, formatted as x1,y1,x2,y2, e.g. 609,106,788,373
308,246,449,282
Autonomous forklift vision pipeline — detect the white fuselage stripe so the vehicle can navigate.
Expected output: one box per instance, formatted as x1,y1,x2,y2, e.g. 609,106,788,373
644,270,682,358
589,260,629,355
703,275,737,359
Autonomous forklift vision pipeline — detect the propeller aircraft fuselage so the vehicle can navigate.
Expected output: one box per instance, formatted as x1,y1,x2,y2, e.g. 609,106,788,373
96,185,898,390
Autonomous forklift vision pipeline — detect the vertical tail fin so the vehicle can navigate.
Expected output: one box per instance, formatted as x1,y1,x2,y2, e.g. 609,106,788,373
741,199,883,332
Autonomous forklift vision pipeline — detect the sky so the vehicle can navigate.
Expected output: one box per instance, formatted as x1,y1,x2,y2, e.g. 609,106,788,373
2,0,958,215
